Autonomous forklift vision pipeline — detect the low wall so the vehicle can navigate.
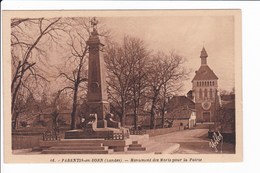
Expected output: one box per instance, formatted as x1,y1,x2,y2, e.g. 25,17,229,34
146,126,184,137
12,128,69,149
12,132,43,149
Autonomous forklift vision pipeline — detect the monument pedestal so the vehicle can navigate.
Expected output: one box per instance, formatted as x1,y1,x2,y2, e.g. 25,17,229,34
64,114,129,139
84,101,110,128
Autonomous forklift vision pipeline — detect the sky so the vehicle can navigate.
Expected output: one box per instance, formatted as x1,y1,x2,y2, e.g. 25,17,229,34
100,16,235,94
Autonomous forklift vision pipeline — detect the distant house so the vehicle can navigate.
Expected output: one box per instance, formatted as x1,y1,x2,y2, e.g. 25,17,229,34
166,108,196,129
125,96,197,129
165,96,196,129
167,95,195,111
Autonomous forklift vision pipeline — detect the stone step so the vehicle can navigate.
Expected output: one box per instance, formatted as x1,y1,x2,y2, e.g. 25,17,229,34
56,142,103,147
109,146,128,152
59,139,104,144
48,146,108,150
129,144,142,147
128,147,146,151
42,149,112,154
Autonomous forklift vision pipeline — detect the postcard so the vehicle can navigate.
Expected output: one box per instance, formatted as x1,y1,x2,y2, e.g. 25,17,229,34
2,9,242,163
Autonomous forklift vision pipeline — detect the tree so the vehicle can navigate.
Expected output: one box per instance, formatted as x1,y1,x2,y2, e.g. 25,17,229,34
128,40,150,129
11,17,66,129
48,90,71,131
146,51,188,129
56,18,90,130
105,36,149,127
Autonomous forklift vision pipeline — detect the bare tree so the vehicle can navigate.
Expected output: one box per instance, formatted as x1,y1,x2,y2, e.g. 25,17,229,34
157,80,184,128
56,18,90,130
11,17,66,129
105,36,148,127
128,40,149,129
48,90,71,131
146,51,188,129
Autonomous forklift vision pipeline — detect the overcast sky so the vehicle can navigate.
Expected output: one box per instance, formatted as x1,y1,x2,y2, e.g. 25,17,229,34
100,16,235,94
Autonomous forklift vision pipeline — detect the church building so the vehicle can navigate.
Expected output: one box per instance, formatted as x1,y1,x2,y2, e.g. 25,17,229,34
191,47,219,123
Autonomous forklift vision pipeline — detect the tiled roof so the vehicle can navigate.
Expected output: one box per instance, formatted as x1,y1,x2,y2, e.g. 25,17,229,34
167,96,195,112
192,65,218,81
165,108,193,119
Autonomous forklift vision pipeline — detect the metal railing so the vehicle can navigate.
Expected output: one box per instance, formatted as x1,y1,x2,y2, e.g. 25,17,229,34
105,132,125,140
43,130,60,141
129,129,146,135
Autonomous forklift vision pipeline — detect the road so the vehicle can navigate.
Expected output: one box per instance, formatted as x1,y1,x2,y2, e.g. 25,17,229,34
150,129,235,154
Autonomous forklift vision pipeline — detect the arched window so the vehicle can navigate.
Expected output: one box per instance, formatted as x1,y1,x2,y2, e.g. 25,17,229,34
210,88,213,99
207,81,209,86
197,81,199,86
212,81,215,86
210,81,212,86
204,88,208,98
199,88,202,99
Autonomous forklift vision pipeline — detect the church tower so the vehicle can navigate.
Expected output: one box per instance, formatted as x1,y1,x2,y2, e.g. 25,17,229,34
192,47,218,123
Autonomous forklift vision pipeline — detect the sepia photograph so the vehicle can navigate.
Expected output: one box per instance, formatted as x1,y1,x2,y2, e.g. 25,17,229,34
2,10,242,163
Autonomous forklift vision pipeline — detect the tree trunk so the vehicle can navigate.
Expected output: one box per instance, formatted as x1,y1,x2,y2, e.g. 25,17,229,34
133,90,139,130
70,84,78,130
121,98,126,127
161,98,167,128
11,76,22,117
12,111,19,130
133,105,138,130
150,97,157,129
161,110,165,128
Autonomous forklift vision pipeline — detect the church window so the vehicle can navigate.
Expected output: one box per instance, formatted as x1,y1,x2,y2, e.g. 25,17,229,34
210,88,213,99
199,89,202,99
204,88,208,98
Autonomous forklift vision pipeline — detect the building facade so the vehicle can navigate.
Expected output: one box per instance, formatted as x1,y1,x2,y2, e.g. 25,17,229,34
192,47,218,123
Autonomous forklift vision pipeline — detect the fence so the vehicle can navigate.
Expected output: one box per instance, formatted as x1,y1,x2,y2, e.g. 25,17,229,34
43,130,60,141
129,129,147,135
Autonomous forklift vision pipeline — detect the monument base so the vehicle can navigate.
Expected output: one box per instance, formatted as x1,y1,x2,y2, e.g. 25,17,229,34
64,114,130,139
64,128,127,139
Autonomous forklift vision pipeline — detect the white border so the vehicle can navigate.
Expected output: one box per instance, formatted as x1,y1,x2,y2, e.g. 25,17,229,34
2,1,260,173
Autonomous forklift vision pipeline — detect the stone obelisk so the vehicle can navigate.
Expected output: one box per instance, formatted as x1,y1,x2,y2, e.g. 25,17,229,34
65,18,128,139
85,18,110,128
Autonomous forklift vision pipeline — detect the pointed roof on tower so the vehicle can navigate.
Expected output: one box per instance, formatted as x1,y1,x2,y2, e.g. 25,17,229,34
192,65,218,81
200,47,208,58
192,47,218,81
